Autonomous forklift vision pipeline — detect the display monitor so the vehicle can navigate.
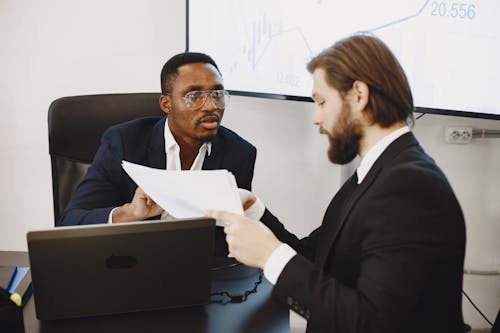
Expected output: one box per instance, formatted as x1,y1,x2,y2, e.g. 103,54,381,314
187,0,500,120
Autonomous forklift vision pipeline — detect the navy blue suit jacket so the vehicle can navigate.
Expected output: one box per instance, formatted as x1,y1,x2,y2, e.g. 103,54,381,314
59,116,256,254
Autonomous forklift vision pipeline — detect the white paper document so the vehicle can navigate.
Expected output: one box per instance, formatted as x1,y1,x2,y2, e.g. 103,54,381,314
121,161,243,226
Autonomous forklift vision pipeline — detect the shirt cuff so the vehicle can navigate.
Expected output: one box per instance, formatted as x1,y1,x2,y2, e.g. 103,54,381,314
263,243,297,285
161,210,174,220
244,196,265,220
108,207,118,224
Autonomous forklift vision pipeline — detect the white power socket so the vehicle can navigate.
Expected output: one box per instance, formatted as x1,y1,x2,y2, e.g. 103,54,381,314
444,126,473,144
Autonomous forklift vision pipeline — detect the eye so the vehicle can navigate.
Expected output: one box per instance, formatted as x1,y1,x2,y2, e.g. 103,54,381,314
185,90,203,102
312,96,325,107
211,90,225,100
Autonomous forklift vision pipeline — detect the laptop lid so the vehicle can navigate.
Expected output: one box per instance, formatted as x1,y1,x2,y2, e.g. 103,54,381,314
27,218,215,320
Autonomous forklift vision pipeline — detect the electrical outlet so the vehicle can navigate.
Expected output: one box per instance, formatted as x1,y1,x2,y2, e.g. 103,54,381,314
444,126,473,144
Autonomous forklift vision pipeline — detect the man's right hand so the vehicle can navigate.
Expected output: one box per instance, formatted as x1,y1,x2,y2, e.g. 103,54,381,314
111,187,164,223
206,210,281,269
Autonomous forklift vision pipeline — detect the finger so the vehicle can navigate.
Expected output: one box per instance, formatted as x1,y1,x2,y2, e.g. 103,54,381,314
237,188,249,201
225,234,239,256
151,205,164,216
146,197,158,207
206,209,241,222
135,188,149,201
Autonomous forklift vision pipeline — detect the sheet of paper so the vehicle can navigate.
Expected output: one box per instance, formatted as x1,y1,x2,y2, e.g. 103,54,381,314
122,161,243,226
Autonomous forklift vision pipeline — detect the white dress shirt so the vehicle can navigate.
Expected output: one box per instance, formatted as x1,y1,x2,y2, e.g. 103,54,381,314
163,120,211,172
262,125,411,284
108,121,212,223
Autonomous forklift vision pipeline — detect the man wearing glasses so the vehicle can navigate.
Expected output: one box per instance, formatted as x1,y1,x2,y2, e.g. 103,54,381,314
59,52,256,256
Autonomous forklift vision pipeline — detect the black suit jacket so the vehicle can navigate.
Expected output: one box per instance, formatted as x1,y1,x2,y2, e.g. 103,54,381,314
59,116,256,255
262,132,466,333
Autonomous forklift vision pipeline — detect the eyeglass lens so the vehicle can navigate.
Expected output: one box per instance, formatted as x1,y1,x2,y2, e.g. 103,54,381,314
185,90,229,110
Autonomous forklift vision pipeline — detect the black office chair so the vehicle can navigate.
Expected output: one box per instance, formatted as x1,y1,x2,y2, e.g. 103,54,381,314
48,93,164,224
493,309,500,333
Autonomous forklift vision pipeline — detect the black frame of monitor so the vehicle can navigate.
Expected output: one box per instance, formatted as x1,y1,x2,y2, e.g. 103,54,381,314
185,0,500,121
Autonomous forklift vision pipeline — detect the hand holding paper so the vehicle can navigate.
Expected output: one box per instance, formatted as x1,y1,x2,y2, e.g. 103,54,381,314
122,161,243,226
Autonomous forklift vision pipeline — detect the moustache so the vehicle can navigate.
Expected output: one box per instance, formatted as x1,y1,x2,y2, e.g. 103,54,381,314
197,113,221,124
319,126,329,135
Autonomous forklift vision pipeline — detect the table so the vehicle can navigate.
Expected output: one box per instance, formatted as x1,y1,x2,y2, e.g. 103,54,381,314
1,251,289,333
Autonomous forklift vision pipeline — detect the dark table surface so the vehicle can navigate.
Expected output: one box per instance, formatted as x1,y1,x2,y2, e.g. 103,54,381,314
1,251,289,333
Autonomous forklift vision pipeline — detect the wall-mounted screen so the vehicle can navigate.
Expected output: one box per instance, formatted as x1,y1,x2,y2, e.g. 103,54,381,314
187,0,500,120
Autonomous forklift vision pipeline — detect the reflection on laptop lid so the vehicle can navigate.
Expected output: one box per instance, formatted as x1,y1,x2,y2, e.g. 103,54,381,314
27,218,215,320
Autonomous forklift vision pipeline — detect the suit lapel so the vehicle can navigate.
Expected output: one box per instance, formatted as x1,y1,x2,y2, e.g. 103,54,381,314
316,174,360,265
317,132,419,266
146,119,227,171
147,117,167,169
202,131,225,170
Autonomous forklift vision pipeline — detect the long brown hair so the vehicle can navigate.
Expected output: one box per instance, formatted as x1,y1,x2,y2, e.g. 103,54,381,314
307,34,414,127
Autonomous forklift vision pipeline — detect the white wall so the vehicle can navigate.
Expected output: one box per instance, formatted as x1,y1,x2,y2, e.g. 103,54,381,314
0,1,498,329
0,0,187,240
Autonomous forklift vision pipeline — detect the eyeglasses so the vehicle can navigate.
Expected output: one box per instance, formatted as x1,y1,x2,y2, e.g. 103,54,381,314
166,89,230,110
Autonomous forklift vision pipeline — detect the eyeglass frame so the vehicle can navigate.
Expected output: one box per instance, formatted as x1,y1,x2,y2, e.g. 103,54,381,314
164,89,230,110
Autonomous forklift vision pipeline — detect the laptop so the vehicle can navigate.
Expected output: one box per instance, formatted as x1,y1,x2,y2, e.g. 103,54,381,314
26,218,215,320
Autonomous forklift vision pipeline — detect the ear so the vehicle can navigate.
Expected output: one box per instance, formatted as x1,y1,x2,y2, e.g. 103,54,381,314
351,80,370,113
159,95,171,115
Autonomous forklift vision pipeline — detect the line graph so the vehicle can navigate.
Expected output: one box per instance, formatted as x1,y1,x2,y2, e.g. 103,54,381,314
230,0,433,74
360,0,430,33
189,0,500,116
243,24,314,71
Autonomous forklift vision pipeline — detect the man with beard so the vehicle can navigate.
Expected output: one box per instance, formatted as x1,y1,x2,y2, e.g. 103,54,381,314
207,35,466,332
59,52,256,256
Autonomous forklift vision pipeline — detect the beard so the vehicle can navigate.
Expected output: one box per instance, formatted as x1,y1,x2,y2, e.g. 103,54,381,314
167,105,221,144
324,102,363,165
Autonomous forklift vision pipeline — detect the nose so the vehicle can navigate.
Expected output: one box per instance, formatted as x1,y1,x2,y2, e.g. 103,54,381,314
201,93,216,111
312,106,322,126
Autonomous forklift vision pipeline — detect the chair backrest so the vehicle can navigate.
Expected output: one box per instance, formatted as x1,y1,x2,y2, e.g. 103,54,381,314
48,93,164,224
493,309,500,333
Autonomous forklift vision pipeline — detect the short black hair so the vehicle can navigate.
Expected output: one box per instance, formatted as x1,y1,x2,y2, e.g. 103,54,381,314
160,52,221,94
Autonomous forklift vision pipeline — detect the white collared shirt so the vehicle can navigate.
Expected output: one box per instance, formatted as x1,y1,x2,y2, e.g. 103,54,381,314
263,125,411,284
164,120,212,171
108,120,212,223
160,121,212,219
356,126,409,184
